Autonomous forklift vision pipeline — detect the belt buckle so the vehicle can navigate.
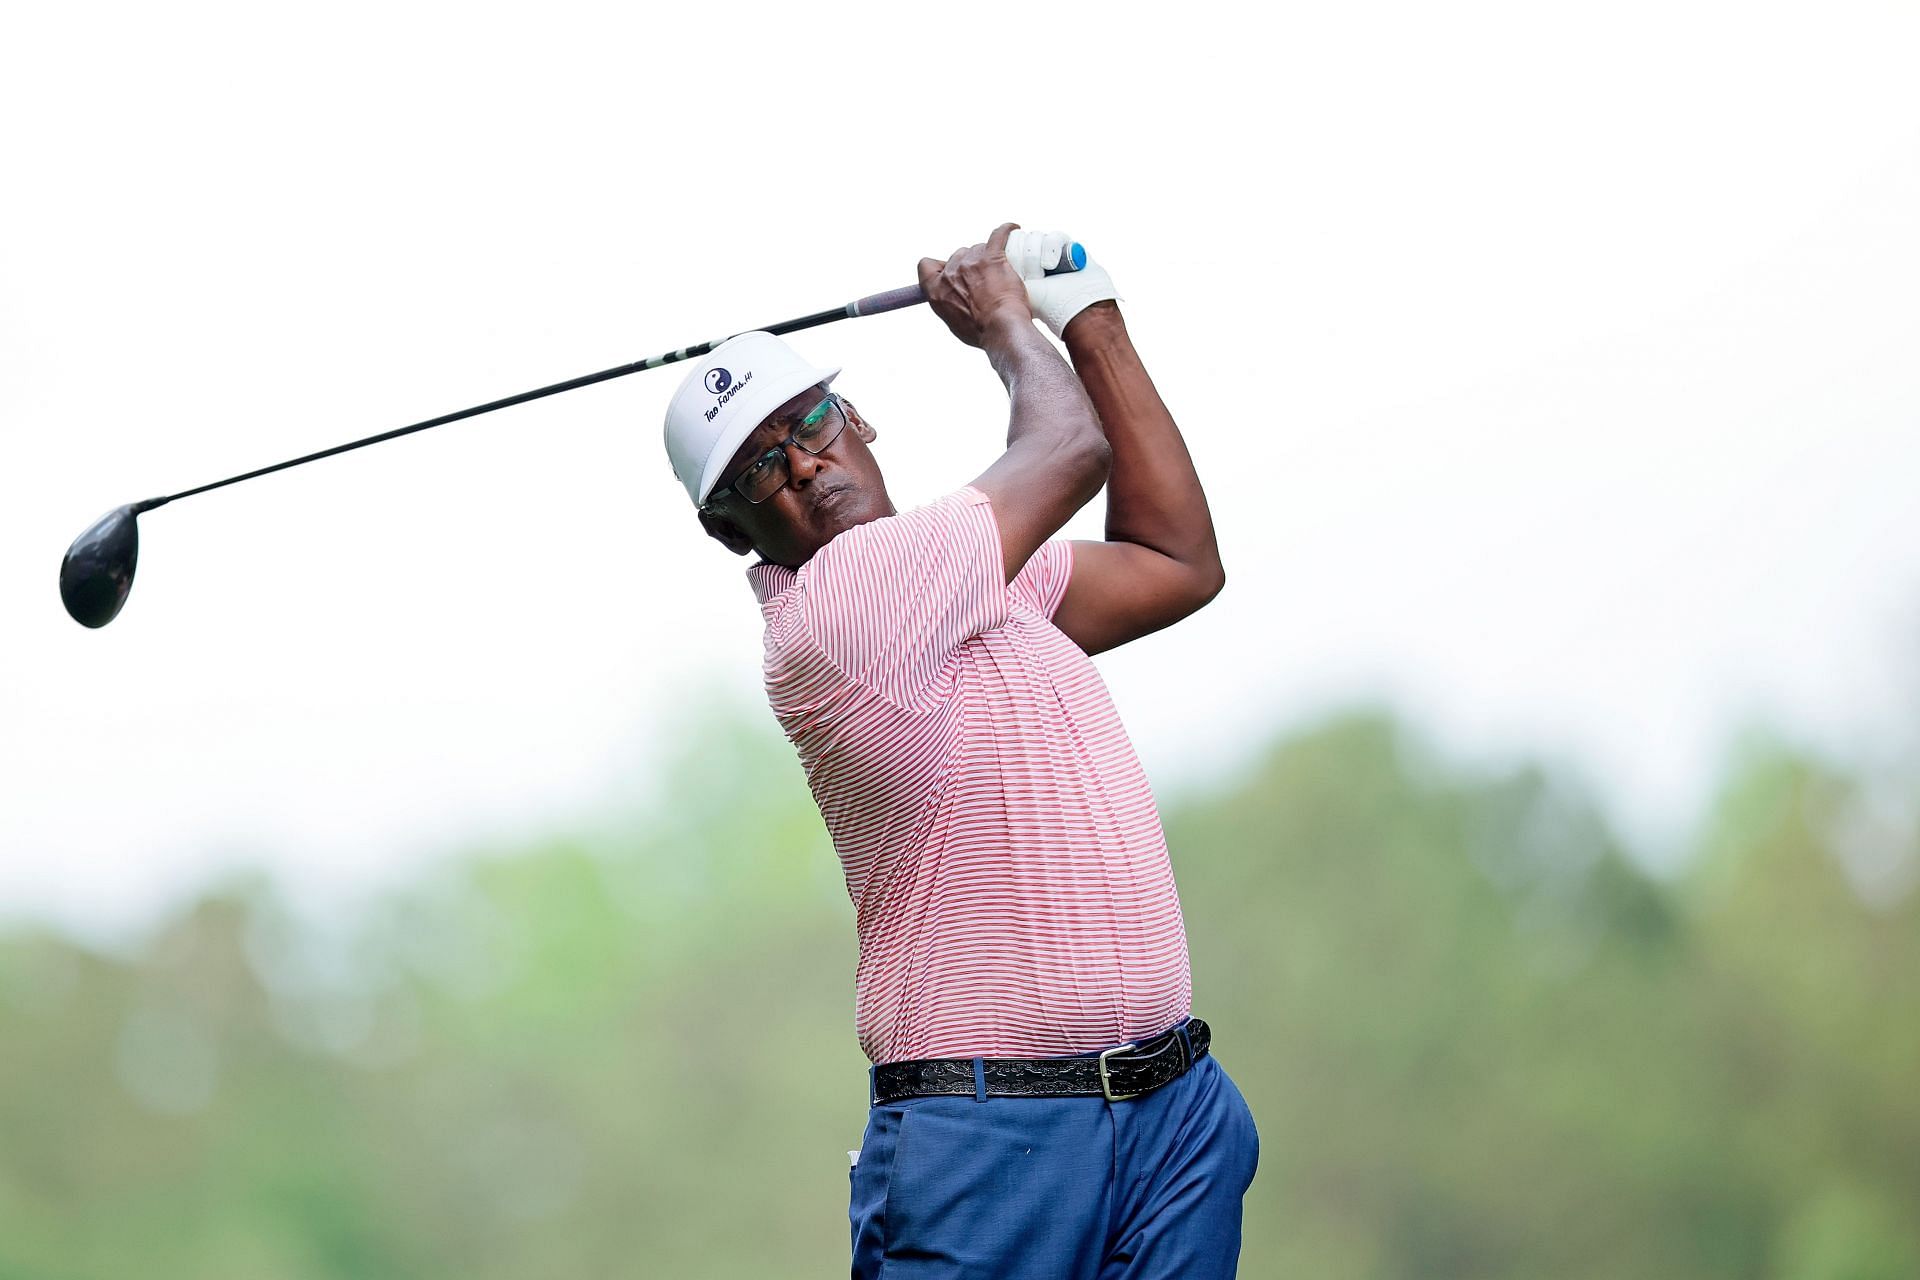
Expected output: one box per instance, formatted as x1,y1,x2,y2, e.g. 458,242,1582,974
1097,1042,1142,1102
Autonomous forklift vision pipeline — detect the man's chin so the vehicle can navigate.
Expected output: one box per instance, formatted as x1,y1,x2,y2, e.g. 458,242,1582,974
768,487,891,565
815,486,886,532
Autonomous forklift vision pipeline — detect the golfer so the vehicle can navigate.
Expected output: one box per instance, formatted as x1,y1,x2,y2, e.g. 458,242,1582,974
663,222,1257,1278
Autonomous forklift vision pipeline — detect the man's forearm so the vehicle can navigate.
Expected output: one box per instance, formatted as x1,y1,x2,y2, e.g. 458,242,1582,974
1064,303,1221,577
985,310,1107,460
967,307,1110,581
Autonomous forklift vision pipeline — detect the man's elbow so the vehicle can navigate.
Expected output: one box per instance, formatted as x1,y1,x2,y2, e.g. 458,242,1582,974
1070,430,1113,503
1146,559,1224,636
1190,557,1226,611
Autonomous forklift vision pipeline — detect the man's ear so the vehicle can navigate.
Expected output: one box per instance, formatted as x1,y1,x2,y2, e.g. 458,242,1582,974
697,507,756,557
841,397,876,444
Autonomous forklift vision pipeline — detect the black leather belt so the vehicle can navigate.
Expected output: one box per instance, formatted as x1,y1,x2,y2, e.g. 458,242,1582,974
871,1018,1211,1105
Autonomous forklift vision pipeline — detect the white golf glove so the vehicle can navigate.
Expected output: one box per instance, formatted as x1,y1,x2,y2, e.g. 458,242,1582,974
1004,229,1117,340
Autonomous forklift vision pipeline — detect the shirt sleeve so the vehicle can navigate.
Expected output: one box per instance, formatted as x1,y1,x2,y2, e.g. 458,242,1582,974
1008,539,1075,620
786,487,1009,704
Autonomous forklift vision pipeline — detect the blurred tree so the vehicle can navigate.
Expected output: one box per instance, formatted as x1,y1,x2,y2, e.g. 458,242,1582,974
0,708,1913,1278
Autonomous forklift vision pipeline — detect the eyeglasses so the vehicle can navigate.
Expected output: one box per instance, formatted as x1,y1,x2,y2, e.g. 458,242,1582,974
704,394,848,508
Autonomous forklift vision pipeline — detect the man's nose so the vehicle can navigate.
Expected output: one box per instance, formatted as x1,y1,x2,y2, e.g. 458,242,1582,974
785,443,824,485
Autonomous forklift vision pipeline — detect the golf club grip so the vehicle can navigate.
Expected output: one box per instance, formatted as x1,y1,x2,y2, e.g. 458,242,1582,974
847,284,927,317
847,239,1088,318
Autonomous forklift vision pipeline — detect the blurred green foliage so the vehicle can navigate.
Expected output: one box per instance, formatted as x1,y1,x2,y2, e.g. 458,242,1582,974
2,710,1916,1278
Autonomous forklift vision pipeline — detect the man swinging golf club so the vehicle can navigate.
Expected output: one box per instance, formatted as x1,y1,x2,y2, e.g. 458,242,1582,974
663,222,1258,1278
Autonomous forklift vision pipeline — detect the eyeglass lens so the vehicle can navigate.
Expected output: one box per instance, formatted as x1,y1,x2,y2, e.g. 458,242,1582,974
739,398,846,504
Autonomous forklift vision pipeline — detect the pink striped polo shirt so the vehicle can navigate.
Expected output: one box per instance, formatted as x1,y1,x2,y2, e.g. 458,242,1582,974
746,486,1191,1064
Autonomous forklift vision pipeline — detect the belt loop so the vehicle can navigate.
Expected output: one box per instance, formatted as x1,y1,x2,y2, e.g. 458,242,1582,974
971,1057,988,1103
1175,1022,1194,1070
869,1064,879,1107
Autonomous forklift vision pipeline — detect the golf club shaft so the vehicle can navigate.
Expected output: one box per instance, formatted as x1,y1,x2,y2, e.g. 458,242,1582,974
148,242,1083,510
146,287,912,510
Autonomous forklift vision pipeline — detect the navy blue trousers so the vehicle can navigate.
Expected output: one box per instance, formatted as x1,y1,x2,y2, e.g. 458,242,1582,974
849,1046,1259,1278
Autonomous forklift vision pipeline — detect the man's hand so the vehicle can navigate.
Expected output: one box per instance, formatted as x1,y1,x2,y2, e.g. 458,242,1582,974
1005,230,1119,341
917,223,1035,348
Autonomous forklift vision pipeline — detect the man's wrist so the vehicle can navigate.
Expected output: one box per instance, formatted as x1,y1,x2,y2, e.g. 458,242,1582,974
1062,300,1125,351
978,304,1039,350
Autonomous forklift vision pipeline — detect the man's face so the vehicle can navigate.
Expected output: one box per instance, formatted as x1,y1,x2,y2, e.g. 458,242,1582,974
697,384,894,566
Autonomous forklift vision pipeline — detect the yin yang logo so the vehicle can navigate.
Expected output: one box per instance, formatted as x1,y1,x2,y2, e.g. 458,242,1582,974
705,368,733,395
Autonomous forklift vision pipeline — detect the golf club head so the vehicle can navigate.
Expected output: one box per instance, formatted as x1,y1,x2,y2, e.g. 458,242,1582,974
60,501,159,628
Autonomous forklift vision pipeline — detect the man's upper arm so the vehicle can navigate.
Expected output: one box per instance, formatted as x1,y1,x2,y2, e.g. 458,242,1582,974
1051,540,1224,656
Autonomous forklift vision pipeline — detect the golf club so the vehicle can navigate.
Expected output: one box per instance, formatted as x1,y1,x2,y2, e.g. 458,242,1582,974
59,241,1089,628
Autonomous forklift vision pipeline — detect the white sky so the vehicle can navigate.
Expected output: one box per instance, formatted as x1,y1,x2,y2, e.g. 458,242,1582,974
3,1,1917,937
